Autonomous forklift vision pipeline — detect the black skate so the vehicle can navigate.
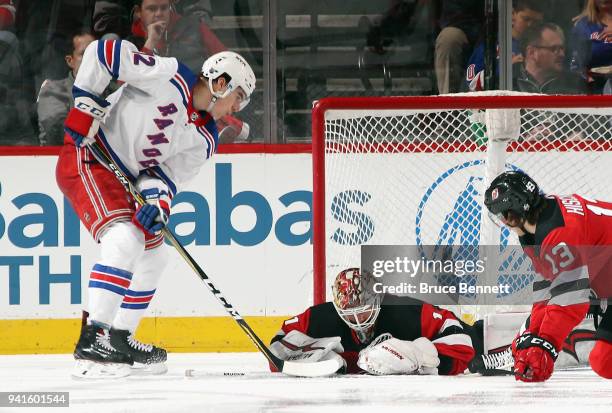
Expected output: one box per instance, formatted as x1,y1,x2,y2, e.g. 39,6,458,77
110,328,168,375
72,324,133,379
468,347,514,376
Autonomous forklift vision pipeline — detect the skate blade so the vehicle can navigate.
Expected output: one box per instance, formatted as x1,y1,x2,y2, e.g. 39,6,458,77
130,362,168,375
72,359,131,379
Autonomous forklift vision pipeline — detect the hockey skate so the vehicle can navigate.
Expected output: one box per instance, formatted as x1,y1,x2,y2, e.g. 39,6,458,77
72,324,133,379
468,347,514,376
110,328,168,375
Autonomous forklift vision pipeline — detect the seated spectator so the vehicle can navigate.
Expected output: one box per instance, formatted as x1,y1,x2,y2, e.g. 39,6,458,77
128,0,249,143
0,0,36,145
569,0,612,94
434,0,484,94
514,22,588,94
465,0,543,91
36,29,96,145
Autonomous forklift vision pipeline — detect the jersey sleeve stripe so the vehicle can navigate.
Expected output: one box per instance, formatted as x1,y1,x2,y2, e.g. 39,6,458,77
169,78,188,107
432,333,473,347
197,125,216,158
150,166,177,197
439,318,462,333
170,64,197,109
111,39,122,79
72,85,111,107
97,40,114,76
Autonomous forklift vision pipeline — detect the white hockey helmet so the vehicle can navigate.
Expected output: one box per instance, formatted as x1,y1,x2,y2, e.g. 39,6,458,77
201,51,256,112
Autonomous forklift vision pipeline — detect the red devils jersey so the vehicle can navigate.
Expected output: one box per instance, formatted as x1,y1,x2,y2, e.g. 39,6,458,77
271,296,475,375
520,195,612,349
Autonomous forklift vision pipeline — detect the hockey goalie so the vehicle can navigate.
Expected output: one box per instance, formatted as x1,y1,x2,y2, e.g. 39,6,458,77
269,268,475,375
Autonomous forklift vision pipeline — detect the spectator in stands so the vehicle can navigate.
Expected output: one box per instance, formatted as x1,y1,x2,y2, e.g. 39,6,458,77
92,0,133,40
0,0,36,145
174,0,212,25
36,29,96,146
128,0,250,143
514,22,587,94
465,0,543,91
434,0,484,94
569,0,612,94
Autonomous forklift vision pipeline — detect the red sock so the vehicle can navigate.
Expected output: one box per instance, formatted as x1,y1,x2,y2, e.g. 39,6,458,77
589,340,612,379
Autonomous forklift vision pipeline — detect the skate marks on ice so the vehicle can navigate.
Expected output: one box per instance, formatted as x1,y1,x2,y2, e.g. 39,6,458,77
1,353,612,413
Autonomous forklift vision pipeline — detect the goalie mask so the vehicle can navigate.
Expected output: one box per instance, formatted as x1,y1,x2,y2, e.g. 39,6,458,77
201,51,256,112
332,268,381,335
484,170,542,226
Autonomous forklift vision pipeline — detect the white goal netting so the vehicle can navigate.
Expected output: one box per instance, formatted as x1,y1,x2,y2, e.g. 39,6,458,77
313,92,612,318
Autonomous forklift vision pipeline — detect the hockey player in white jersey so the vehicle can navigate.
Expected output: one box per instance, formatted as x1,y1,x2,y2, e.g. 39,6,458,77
56,38,255,378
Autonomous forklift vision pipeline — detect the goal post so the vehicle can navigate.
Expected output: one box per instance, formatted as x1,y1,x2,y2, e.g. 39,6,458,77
312,92,612,314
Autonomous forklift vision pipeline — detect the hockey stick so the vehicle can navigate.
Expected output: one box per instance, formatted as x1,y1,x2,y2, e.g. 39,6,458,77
86,142,342,377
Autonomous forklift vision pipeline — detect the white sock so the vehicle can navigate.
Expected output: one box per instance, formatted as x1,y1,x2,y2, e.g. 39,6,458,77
87,222,145,327
112,245,168,332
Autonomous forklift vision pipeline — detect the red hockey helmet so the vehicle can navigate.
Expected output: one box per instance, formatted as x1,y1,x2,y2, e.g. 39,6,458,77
332,268,381,334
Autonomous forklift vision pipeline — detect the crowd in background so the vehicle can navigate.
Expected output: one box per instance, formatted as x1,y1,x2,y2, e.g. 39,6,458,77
0,0,610,146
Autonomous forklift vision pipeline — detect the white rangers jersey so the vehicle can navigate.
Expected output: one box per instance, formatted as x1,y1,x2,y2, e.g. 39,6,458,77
73,39,217,196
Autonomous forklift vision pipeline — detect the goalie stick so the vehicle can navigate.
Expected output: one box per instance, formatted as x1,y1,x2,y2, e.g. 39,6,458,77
86,142,343,377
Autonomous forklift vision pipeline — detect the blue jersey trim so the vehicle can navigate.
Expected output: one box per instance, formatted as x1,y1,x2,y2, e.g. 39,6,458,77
150,166,177,197
72,86,111,107
112,39,122,79
177,62,197,89
97,40,114,77
169,62,197,109
169,78,188,108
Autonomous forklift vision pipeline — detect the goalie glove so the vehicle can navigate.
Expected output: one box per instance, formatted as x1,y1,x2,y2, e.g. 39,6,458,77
132,175,171,235
270,330,346,371
64,94,110,147
357,333,440,375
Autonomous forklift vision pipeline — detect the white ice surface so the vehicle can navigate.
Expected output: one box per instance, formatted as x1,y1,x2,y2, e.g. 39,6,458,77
1,353,612,413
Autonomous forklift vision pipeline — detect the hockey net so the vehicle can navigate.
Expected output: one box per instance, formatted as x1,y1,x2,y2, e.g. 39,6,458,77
312,91,612,320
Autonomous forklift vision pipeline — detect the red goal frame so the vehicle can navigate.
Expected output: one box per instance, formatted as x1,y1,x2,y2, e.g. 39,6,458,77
311,94,612,305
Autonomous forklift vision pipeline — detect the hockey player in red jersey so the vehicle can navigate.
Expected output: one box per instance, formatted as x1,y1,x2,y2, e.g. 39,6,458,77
269,268,476,375
485,170,612,382
56,39,255,378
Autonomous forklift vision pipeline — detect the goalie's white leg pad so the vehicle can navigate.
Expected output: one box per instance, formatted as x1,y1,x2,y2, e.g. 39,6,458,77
484,312,529,353
72,360,131,379
556,315,597,369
